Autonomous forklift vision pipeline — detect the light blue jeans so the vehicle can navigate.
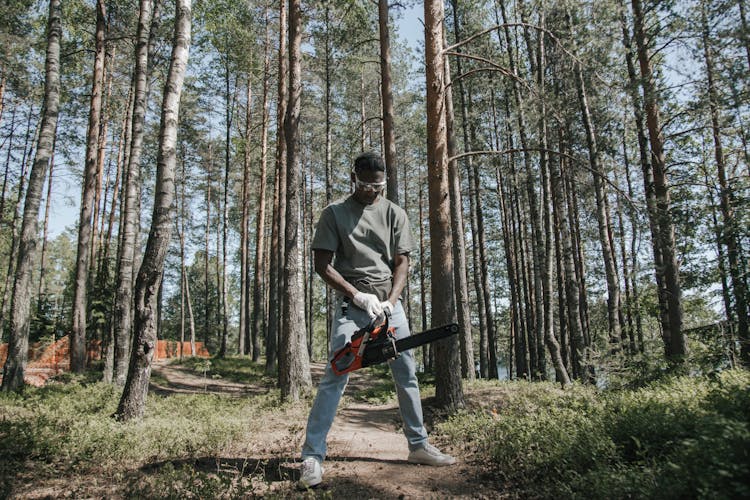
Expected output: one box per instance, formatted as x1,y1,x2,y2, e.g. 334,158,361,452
301,297,428,464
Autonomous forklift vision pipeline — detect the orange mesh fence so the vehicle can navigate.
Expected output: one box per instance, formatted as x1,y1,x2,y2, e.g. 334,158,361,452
155,340,210,360
0,336,209,387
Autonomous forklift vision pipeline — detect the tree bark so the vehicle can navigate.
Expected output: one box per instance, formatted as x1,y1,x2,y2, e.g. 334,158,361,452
323,2,334,351
71,0,107,373
378,0,399,204
701,1,749,363
536,12,570,386
116,0,191,420
631,0,686,361
266,0,288,375
443,29,474,381
425,0,464,410
252,2,271,362
113,0,156,386
0,112,35,346
219,59,233,358
450,4,488,377
568,11,623,349
418,179,430,371
279,0,311,402
239,80,251,356
2,0,61,392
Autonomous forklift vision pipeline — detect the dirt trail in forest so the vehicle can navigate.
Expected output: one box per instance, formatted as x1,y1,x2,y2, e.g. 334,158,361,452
151,360,499,498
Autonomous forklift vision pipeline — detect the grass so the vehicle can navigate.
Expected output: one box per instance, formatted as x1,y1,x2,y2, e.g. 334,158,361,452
0,361,301,499
169,356,277,386
2,357,747,498
437,369,750,499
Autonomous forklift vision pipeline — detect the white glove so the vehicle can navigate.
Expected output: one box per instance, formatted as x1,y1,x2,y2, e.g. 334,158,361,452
380,300,394,317
352,292,383,318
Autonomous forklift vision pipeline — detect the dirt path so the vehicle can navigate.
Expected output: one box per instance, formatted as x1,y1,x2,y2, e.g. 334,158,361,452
151,361,497,498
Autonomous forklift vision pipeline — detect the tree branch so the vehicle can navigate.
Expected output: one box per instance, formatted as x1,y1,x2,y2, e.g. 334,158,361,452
449,149,643,211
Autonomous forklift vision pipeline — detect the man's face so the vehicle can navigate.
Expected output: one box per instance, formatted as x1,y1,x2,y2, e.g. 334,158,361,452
351,169,386,205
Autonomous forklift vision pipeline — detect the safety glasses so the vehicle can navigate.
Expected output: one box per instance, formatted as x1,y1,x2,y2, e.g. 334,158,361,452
353,172,387,192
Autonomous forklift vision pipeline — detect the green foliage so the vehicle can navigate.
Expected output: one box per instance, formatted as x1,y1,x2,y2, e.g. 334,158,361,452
0,373,284,497
438,371,750,499
172,356,275,386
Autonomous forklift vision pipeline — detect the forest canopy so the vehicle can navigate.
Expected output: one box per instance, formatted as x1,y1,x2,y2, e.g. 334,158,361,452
0,0,748,397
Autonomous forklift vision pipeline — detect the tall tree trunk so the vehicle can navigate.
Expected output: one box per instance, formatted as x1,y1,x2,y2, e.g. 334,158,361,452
176,139,197,355
2,0,61,392
492,91,521,380
448,0,480,380
425,0,464,410
266,0,288,375
71,0,107,373
1,115,35,346
323,2,334,351
219,62,232,358
620,8,652,353
37,150,55,318
553,141,585,379
104,89,133,382
631,0,686,361
568,15,623,348
305,155,314,358
214,195,222,351
0,67,5,127
500,97,529,379
113,0,155,386
252,2,271,362
497,0,539,378
279,0,311,402
418,179,430,371
92,49,115,276
449,4,488,377
537,12,569,386
116,0,191,420
203,145,212,348
443,27,474,381
360,69,366,151
616,155,636,353
378,0,399,204
239,80,251,356
623,141,644,352
701,1,749,363
237,79,253,355
0,106,16,230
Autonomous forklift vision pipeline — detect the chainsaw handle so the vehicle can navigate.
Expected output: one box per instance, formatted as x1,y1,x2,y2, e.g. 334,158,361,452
365,312,388,333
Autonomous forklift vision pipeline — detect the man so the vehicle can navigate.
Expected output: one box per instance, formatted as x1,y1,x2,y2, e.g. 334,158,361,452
299,152,455,489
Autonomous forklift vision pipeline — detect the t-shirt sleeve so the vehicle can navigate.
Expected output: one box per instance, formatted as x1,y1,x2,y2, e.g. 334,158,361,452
312,205,339,252
393,208,418,255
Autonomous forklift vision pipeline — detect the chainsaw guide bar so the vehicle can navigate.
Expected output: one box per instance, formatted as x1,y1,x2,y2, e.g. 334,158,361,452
331,315,459,376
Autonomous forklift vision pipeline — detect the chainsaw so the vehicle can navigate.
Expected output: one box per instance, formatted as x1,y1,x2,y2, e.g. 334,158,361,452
330,314,459,376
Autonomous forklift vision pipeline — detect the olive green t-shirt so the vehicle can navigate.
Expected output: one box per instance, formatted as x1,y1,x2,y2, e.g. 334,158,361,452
312,195,417,285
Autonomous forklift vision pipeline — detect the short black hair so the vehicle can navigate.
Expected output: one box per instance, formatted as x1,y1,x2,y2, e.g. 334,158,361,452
353,151,385,173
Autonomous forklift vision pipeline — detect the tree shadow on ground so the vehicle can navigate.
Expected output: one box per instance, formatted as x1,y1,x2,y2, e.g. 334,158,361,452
140,456,299,482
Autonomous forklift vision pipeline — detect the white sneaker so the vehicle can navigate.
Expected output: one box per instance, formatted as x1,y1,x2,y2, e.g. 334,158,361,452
298,457,323,489
407,443,456,466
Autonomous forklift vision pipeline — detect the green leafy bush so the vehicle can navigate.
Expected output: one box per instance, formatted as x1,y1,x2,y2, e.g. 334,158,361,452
0,376,279,483
438,370,750,498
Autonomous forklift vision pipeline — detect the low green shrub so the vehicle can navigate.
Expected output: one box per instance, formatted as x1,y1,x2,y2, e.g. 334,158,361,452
438,370,750,499
0,376,278,480
170,356,274,386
